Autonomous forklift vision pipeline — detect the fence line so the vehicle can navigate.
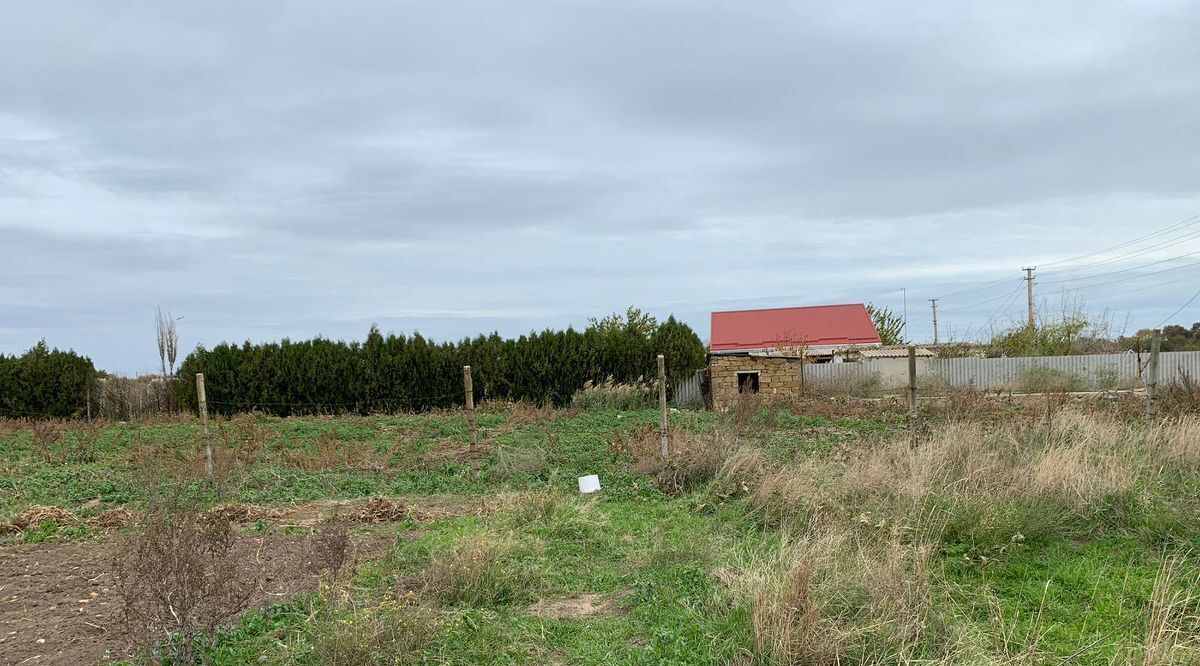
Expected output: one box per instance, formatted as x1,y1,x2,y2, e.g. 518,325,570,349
800,350,1200,393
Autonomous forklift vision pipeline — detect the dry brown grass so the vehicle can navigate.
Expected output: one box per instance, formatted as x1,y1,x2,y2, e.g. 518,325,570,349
710,446,766,498
735,526,939,664
743,410,1200,570
730,410,1200,664
1152,416,1200,471
615,425,737,494
1140,555,1200,665
1,505,133,534
420,533,533,607
309,590,441,665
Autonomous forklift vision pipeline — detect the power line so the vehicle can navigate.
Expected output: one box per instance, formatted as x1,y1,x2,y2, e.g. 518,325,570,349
1157,286,1200,328
984,285,1025,329
1050,258,1200,293
1039,250,1200,286
935,274,1023,301
931,211,1200,304
939,281,1025,313
1088,267,1200,301
1039,226,1200,278
1037,212,1200,269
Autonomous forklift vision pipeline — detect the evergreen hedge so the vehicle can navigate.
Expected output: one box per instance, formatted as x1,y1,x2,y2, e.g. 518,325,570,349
176,316,707,416
0,341,97,418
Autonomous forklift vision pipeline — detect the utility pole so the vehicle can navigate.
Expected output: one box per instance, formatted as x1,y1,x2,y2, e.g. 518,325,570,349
929,298,939,345
902,288,908,343
1023,267,1036,331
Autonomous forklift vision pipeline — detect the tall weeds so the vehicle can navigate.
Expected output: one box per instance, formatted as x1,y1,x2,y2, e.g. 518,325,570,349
728,411,1200,664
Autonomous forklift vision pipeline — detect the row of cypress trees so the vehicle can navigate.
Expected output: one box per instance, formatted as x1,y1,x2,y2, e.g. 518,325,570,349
0,341,96,418
176,315,707,416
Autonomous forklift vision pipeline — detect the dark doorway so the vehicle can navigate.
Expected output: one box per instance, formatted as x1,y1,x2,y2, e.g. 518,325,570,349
737,371,760,394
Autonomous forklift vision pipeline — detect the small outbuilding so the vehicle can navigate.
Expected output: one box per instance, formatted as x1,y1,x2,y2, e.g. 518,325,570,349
708,303,882,410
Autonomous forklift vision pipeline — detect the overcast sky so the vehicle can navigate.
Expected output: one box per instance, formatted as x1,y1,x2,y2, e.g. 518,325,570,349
4,2,1200,373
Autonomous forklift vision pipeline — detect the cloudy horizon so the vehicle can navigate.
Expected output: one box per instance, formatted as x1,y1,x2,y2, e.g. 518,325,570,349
4,2,1200,374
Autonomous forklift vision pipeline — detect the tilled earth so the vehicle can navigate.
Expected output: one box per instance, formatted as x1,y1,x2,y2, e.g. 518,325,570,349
0,532,389,665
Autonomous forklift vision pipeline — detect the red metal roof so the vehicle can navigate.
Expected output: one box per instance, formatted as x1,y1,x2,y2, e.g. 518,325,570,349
710,303,881,352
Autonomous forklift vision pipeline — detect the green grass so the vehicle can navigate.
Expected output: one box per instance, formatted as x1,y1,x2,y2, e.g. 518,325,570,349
3,403,1198,664
199,495,761,665
944,538,1167,664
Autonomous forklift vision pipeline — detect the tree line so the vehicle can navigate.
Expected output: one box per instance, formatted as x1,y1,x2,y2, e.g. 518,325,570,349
0,341,96,418
176,311,707,416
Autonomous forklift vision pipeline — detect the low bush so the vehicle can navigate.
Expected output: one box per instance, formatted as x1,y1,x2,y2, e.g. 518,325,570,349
495,490,609,541
616,426,735,494
735,527,942,664
116,494,259,663
421,534,535,607
309,593,442,665
1016,366,1088,393
571,376,655,411
490,444,548,481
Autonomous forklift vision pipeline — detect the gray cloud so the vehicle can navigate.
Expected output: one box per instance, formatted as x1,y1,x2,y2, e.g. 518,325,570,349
3,1,1200,372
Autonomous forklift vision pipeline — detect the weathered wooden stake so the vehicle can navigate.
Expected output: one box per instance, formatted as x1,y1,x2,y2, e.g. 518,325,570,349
1146,333,1161,426
196,373,213,479
907,345,918,434
658,354,669,457
463,365,478,450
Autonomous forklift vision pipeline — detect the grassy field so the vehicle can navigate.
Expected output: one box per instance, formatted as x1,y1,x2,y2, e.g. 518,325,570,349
1,398,1198,665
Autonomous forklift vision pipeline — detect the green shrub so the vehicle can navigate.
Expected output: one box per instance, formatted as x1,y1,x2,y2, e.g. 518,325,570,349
571,377,655,411
0,341,96,418
309,598,441,664
175,314,706,416
1016,366,1087,393
421,534,536,607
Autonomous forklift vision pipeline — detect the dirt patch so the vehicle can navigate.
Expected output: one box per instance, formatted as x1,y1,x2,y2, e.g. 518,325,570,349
208,503,281,524
528,590,631,621
0,532,387,666
2,495,494,536
421,439,492,465
0,506,134,535
270,495,495,527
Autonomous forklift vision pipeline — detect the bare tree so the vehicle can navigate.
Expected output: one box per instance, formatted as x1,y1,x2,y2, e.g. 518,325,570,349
155,307,180,379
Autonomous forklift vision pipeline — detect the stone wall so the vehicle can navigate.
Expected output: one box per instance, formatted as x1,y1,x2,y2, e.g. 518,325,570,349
710,355,804,411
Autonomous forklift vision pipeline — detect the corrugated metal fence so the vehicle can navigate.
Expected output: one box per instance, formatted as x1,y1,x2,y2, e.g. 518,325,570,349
800,351,1200,393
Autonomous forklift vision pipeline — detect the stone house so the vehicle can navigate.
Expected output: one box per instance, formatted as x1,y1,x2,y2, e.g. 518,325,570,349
708,303,882,411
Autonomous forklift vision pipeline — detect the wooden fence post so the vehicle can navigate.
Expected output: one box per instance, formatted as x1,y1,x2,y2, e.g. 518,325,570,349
463,365,478,450
658,354,669,457
907,345,918,434
1146,333,1161,427
196,373,213,479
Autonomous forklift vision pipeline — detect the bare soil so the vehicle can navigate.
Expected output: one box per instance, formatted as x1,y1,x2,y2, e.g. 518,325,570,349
0,531,397,665
528,590,631,621
0,495,488,664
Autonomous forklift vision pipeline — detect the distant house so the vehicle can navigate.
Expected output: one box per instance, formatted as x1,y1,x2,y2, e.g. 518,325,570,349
708,303,882,410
